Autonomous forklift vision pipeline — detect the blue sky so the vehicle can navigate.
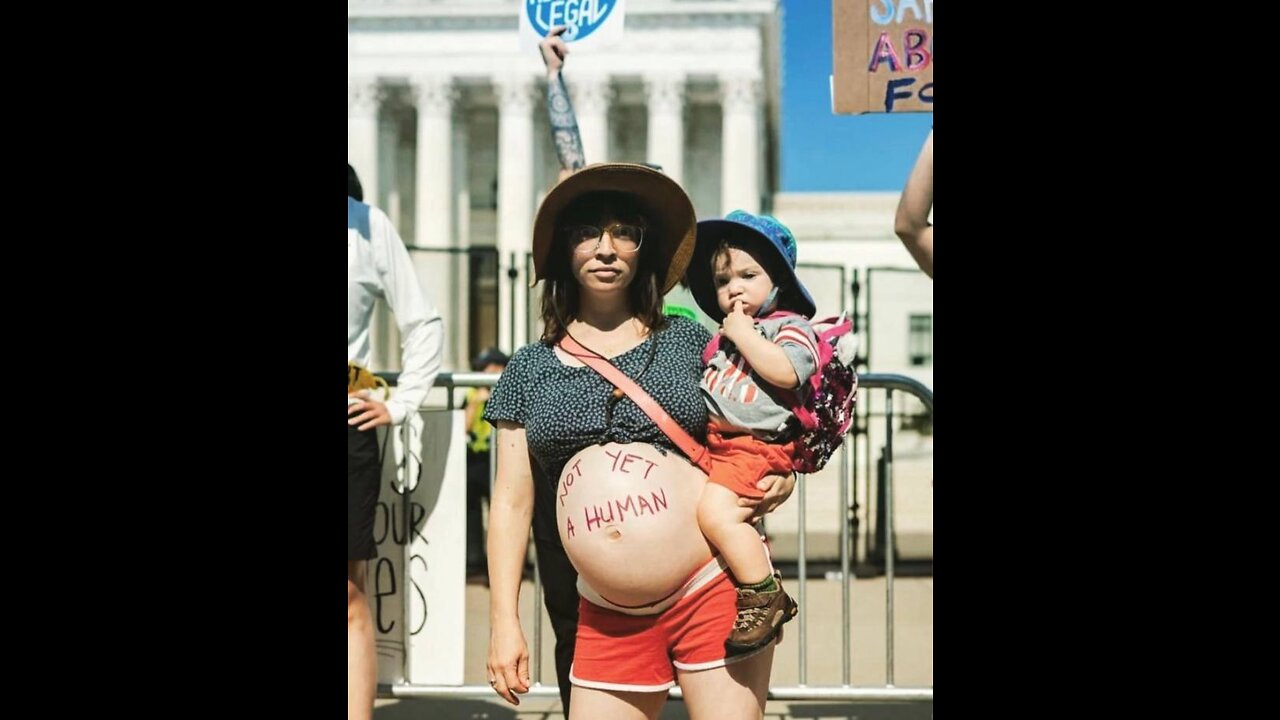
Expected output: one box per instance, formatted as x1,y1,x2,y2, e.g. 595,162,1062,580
780,0,932,191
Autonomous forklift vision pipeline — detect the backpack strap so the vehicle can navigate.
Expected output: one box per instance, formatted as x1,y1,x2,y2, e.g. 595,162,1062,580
701,334,721,366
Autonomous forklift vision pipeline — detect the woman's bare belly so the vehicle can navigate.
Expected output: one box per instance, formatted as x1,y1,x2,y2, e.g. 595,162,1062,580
555,442,713,607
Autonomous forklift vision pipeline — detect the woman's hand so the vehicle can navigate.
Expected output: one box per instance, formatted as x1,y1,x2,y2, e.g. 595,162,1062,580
347,391,391,431
487,617,531,705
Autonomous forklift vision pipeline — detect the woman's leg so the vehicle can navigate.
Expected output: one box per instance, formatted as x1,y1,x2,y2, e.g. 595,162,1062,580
348,424,381,720
568,686,666,720
347,560,376,720
678,642,775,720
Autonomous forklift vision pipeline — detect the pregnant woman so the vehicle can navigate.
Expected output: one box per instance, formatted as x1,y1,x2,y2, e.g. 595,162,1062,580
484,163,793,720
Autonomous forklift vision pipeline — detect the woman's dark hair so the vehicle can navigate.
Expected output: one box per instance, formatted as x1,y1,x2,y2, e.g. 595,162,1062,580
348,163,364,201
540,191,668,343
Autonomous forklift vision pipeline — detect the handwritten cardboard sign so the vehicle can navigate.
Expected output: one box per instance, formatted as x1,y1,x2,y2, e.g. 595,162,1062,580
373,410,466,685
832,0,934,114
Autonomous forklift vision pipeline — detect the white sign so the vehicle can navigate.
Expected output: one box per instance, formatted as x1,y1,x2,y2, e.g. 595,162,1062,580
519,0,628,53
373,409,467,685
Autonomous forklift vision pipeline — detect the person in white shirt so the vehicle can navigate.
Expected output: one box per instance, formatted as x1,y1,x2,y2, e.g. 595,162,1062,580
347,165,444,720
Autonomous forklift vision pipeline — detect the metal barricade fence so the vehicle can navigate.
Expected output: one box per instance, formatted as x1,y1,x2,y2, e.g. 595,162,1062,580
371,371,932,703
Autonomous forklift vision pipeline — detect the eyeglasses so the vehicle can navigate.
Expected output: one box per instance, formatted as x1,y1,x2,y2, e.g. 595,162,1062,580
565,224,645,255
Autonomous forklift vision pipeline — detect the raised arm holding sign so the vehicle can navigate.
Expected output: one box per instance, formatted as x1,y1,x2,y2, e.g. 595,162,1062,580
541,26,587,181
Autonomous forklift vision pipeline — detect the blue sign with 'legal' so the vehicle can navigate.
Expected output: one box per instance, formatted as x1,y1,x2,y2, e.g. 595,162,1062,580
527,0,616,42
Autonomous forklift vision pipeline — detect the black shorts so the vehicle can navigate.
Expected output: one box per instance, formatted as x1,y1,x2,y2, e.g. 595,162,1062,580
348,423,382,560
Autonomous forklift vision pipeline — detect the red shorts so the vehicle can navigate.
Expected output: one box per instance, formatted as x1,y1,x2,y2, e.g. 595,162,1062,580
705,428,795,499
569,565,772,691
